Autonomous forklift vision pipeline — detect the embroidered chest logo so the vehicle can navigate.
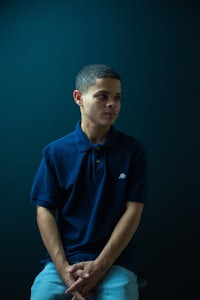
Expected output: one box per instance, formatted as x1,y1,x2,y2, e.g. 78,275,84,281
118,173,126,180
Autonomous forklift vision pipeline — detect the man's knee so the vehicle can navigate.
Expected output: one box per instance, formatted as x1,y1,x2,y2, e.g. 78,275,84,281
30,263,69,300
93,265,138,300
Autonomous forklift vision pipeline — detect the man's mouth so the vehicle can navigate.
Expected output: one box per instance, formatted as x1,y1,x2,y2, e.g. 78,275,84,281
104,111,116,117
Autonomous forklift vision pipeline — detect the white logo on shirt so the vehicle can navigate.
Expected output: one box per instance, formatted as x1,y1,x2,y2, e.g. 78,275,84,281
118,173,126,179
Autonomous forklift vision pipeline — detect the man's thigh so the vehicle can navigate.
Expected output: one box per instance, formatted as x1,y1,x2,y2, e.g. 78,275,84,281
90,265,138,300
30,262,72,300
30,263,138,300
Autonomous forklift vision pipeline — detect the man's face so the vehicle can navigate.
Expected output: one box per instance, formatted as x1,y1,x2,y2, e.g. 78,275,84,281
79,77,121,128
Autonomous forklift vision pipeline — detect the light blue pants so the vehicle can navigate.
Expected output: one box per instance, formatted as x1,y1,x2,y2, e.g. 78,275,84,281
30,262,139,300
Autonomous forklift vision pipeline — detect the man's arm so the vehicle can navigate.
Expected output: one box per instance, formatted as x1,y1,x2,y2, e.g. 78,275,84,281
96,201,144,269
67,201,144,296
36,205,86,300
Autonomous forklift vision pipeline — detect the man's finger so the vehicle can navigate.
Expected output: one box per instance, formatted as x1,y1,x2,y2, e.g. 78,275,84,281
68,263,84,272
68,266,89,279
65,289,86,300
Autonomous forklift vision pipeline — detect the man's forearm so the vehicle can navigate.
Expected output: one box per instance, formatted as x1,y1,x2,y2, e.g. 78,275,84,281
95,201,144,271
36,206,69,273
36,206,87,300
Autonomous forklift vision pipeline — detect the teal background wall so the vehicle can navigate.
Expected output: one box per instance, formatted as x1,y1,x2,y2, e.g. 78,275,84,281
0,0,199,299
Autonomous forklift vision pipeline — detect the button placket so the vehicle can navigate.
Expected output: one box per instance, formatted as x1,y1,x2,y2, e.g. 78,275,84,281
95,146,101,164
92,146,104,181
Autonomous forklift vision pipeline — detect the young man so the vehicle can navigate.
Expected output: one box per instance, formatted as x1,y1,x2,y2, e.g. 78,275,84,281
30,64,147,300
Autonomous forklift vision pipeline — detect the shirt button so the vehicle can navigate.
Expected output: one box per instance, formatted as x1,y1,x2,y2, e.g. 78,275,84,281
96,158,100,164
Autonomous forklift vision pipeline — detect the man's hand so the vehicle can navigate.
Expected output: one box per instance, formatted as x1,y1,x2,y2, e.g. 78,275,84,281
65,261,106,299
59,265,87,300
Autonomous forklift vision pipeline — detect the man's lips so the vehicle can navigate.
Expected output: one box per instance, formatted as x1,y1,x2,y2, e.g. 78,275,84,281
104,111,116,117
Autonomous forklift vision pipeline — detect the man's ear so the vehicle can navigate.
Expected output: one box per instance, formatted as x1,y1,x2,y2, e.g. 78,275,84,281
73,90,83,107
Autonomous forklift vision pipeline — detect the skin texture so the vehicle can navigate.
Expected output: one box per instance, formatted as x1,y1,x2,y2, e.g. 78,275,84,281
36,77,144,299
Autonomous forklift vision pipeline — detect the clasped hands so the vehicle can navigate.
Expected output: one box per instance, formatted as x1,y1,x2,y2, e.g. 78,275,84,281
65,260,104,300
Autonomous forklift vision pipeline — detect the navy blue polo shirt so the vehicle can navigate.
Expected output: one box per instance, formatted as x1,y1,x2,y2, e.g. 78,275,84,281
31,121,147,274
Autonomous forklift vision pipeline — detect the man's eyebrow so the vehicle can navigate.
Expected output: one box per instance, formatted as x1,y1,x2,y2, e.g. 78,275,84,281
94,90,122,95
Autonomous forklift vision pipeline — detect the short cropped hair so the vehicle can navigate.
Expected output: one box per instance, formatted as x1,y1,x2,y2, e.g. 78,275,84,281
75,64,121,93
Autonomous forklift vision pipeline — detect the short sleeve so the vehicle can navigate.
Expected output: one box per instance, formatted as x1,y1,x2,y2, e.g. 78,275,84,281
127,143,148,203
30,148,62,209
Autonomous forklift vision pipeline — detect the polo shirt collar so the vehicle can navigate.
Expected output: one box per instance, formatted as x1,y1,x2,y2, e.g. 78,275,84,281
75,121,119,152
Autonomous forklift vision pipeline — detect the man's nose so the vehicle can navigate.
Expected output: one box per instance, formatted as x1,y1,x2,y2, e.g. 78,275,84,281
106,97,116,106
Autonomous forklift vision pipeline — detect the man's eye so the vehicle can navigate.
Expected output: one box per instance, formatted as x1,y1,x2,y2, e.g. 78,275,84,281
98,94,108,100
115,95,121,101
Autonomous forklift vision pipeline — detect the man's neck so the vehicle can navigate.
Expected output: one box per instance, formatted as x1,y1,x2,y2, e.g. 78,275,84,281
81,121,110,144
